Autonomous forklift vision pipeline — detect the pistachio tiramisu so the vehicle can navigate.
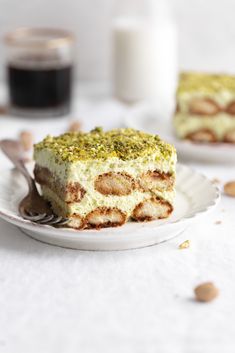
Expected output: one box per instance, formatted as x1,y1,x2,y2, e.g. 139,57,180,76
174,72,235,143
34,128,176,229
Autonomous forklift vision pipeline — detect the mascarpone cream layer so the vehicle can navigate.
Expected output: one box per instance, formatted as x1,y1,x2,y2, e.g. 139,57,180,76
34,149,177,185
41,185,175,218
174,113,235,139
177,92,235,114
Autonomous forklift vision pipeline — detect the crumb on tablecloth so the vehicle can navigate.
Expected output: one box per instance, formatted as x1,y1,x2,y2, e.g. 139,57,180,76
178,240,190,249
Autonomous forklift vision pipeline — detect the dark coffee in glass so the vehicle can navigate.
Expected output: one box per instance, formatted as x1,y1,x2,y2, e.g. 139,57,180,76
8,62,72,114
5,28,74,117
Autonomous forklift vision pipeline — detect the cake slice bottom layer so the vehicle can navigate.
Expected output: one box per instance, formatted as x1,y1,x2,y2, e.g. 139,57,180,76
41,185,174,229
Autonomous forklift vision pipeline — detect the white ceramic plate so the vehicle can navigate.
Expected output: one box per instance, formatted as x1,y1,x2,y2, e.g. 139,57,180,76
0,164,219,251
124,106,235,164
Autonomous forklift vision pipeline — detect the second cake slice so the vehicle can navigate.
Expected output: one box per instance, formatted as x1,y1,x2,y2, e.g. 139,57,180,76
174,72,235,143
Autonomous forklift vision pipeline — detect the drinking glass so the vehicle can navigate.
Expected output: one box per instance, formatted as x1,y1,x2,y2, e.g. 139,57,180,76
5,27,74,117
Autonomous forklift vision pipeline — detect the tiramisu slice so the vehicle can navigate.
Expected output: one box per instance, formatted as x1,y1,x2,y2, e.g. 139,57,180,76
34,128,176,229
174,72,235,143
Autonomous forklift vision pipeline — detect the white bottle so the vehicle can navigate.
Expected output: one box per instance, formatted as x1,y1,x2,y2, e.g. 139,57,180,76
112,0,178,115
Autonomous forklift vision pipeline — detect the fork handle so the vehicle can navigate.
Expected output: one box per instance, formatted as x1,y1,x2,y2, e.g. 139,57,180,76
0,139,37,193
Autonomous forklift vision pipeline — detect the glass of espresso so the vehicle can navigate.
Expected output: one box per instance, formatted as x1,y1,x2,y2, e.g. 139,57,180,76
5,28,74,117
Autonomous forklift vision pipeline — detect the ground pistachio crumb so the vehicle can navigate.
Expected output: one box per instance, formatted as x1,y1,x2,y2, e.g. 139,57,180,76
34,127,175,163
177,72,235,96
178,240,190,249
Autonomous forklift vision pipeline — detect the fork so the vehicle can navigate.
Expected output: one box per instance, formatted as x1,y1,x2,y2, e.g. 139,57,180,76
0,139,68,226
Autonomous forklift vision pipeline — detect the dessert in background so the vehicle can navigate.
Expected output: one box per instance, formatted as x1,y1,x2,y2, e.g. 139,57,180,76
174,72,235,143
34,128,176,230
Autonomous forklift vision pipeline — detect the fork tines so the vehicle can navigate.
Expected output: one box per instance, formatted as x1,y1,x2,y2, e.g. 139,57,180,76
22,211,68,226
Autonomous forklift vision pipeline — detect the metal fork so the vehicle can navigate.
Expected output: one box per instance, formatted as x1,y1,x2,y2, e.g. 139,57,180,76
0,139,68,226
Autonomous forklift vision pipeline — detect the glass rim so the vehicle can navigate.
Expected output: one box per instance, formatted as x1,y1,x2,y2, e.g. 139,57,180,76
4,27,74,48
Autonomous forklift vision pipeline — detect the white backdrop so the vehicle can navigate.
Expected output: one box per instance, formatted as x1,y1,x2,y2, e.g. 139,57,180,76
0,0,235,81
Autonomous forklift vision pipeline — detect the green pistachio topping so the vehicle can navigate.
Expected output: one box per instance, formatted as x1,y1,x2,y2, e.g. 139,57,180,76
34,128,175,162
177,72,235,95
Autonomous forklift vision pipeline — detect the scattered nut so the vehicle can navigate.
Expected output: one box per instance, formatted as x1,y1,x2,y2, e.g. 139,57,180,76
178,240,190,249
19,131,34,151
68,120,82,132
0,105,7,115
224,181,235,197
194,282,219,302
214,220,222,225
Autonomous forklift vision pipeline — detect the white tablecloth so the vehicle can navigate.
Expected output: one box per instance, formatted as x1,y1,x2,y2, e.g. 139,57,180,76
0,86,235,353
